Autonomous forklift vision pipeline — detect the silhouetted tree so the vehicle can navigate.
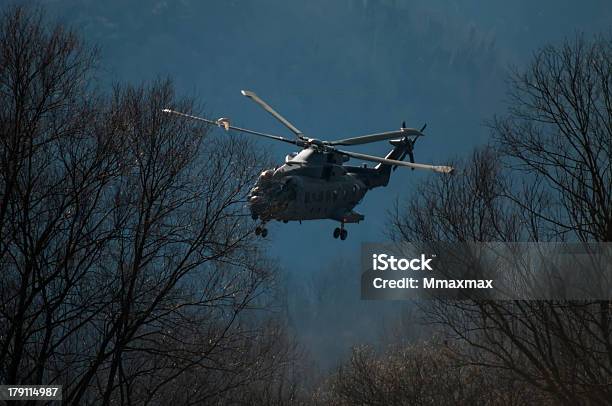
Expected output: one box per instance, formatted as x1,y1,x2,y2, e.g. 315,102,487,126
0,6,299,405
392,35,612,405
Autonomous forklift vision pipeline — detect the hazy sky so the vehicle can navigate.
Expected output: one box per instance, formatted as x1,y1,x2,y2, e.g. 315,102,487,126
34,0,612,367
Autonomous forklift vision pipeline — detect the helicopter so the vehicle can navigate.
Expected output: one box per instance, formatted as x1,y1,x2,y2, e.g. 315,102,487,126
162,90,453,240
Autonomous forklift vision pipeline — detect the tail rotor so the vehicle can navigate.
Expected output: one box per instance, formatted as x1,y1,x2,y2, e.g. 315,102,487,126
393,122,426,171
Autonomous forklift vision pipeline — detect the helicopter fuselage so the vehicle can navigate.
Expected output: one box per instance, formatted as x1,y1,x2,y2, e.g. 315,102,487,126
248,148,391,224
249,169,366,222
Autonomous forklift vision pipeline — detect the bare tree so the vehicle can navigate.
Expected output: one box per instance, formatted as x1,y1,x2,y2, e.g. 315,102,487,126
494,35,612,243
0,3,106,387
391,35,612,405
0,6,300,405
314,340,546,406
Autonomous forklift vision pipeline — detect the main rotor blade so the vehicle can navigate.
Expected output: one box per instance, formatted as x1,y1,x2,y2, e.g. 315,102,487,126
161,109,299,146
337,149,454,174
327,128,423,146
241,90,304,138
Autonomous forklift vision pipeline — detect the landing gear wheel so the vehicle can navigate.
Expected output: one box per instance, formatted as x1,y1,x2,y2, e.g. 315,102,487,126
261,228,268,238
333,227,341,239
340,228,348,240
255,226,262,236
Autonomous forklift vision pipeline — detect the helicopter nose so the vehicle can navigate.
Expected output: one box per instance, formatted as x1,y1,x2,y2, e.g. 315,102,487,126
259,170,274,180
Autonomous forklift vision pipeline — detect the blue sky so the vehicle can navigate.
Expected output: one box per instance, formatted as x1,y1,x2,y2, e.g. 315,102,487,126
36,0,612,367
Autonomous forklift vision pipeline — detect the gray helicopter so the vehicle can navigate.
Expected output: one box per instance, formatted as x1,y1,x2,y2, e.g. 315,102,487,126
163,90,453,240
